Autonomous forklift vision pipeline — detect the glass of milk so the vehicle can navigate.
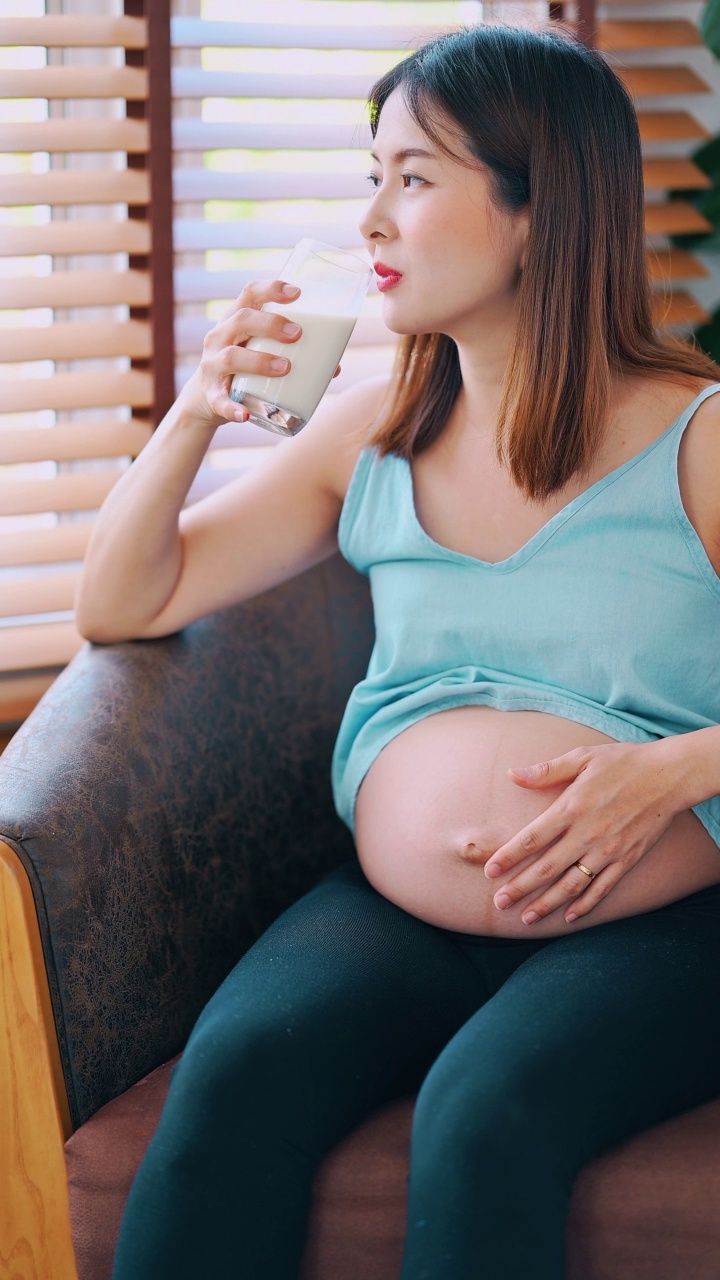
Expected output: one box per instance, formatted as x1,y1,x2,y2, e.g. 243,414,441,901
229,238,372,437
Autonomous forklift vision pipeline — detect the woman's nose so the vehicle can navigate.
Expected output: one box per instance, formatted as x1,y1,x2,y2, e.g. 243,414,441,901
358,193,392,246
358,212,379,246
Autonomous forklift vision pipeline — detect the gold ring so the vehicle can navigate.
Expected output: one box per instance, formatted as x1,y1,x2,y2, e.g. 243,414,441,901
575,861,595,880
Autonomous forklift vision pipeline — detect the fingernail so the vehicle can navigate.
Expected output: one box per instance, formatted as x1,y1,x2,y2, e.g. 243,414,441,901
485,863,502,879
282,321,301,336
494,893,512,910
271,357,289,371
522,911,540,925
565,913,578,923
281,283,299,295
511,767,532,778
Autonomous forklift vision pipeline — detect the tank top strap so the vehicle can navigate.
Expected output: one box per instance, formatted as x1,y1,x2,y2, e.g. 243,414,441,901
665,381,720,603
610,380,720,502
668,381,720,444
527,379,720,531
338,447,418,574
616,380,720,484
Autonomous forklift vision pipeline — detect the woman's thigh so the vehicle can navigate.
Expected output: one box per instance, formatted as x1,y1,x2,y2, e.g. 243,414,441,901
161,858,529,1158
413,880,720,1179
399,883,720,1279
117,859,531,1280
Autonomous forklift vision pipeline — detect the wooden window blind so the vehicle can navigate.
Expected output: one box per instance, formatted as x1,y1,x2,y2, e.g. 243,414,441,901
0,0,172,720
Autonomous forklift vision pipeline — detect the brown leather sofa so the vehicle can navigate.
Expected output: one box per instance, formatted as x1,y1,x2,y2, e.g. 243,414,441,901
2,554,720,1280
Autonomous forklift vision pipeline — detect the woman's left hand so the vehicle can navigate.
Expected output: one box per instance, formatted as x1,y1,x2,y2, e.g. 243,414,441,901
483,741,684,925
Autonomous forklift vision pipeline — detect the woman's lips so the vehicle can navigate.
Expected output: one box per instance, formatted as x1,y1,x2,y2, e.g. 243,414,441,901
376,273,403,292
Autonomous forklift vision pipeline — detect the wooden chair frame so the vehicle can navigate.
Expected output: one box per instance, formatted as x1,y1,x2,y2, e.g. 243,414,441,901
1,839,78,1279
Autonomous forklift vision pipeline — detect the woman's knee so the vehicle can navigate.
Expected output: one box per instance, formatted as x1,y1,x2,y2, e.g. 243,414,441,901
410,1040,569,1181
140,1021,329,1199
172,999,316,1126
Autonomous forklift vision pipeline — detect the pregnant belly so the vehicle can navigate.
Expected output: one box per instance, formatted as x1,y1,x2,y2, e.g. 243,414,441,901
353,706,720,937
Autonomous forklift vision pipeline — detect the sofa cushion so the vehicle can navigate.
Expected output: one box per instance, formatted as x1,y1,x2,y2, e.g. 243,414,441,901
65,1057,720,1280
65,1056,182,1280
565,1096,720,1280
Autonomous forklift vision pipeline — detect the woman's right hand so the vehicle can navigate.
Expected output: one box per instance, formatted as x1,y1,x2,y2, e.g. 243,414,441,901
178,277,306,432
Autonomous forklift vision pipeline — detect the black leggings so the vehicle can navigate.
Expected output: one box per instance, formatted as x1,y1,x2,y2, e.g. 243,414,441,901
112,859,720,1280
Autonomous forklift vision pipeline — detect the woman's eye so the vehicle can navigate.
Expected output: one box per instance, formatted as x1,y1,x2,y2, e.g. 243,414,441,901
364,173,424,190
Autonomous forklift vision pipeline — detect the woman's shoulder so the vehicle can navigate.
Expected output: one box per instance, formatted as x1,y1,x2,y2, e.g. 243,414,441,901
317,373,394,503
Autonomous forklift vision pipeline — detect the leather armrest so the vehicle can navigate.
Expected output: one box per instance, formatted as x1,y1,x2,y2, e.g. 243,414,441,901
0,555,373,1127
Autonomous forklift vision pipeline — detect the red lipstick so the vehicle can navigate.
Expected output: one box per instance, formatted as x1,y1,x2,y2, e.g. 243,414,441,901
374,261,403,292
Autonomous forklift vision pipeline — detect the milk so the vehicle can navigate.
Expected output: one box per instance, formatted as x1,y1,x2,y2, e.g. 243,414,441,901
230,303,358,433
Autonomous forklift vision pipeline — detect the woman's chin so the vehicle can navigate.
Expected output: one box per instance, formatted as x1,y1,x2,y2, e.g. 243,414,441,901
380,312,433,337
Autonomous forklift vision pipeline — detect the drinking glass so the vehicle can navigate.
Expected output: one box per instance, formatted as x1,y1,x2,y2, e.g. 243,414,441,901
229,238,372,437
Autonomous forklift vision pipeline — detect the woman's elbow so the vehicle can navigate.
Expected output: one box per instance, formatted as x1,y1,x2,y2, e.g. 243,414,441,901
75,590,132,645
76,614,128,645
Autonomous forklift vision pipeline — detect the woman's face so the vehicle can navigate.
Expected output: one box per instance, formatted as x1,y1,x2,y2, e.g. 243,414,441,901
358,87,529,344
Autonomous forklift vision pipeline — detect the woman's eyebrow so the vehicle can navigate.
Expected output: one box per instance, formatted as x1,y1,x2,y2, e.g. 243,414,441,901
369,148,437,164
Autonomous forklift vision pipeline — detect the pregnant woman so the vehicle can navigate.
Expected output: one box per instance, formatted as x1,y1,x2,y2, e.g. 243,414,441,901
79,22,720,1280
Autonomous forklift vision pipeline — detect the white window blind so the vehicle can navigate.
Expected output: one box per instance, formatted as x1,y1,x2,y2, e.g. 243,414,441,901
0,0,158,720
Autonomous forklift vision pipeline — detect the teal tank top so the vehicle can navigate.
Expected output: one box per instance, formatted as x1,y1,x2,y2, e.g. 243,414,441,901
331,382,720,844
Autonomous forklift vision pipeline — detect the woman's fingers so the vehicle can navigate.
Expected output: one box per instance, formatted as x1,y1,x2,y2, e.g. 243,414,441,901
214,340,292,383
210,346,293,424
201,384,246,427
200,279,304,424
485,807,568,880
206,280,302,354
519,862,619,926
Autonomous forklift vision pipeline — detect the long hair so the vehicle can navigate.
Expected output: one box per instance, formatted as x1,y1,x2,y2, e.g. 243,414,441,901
365,23,720,500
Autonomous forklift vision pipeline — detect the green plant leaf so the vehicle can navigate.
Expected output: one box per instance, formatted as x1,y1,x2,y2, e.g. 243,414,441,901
701,0,720,59
689,309,720,361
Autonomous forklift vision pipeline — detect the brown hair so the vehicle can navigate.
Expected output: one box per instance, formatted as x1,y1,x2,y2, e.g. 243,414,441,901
365,22,720,500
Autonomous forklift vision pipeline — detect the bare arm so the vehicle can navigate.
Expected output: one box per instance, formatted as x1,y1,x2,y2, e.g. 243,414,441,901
75,278,386,643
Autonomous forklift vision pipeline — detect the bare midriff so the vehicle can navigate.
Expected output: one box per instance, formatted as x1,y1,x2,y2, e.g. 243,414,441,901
354,705,720,937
